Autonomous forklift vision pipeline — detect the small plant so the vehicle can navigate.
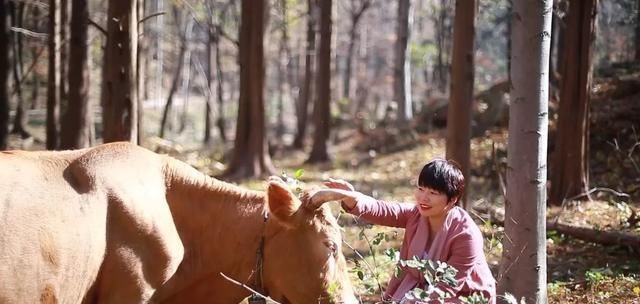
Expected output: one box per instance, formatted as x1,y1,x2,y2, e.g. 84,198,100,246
400,257,458,303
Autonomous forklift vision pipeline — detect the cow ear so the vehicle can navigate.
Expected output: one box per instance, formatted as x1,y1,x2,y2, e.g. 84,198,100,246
267,180,301,227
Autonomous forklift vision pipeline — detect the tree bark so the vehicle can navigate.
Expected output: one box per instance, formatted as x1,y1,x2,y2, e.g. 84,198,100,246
394,0,413,124
550,0,597,206
30,6,41,110
10,2,30,139
60,0,91,149
0,0,9,150
445,0,476,209
343,0,370,102
307,0,332,163
159,10,187,139
137,0,146,143
102,0,138,143
434,0,452,93
214,30,226,143
636,0,640,61
47,0,61,150
59,0,68,115
496,1,552,302
204,25,214,144
223,0,275,179
292,0,316,150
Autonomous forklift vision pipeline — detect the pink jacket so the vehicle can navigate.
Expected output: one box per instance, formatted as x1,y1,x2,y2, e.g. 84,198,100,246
344,199,496,303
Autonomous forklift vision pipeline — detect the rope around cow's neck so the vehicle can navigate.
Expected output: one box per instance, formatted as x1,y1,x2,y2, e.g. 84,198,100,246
248,213,269,304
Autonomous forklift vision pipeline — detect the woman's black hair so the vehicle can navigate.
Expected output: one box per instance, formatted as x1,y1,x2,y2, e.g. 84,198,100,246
417,159,465,201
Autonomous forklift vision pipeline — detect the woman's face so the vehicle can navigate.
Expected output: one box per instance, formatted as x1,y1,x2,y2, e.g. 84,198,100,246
414,185,454,218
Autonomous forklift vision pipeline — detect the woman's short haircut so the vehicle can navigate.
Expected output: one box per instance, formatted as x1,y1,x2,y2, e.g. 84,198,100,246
417,159,465,201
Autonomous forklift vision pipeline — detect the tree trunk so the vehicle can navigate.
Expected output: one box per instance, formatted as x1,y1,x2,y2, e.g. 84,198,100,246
394,0,413,124
47,0,61,150
30,3,40,111
0,0,9,150
10,2,29,139
102,0,138,143
159,19,187,139
434,0,452,93
445,0,476,209
223,0,275,179
306,0,332,163
137,0,146,144
496,1,552,302
550,0,597,206
204,26,214,144
59,0,68,114
60,0,91,149
343,0,370,102
636,0,640,61
292,0,316,150
214,30,226,143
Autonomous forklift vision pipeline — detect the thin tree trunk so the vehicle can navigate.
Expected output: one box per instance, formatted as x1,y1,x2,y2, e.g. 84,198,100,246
204,27,214,144
445,0,476,209
550,0,597,206
159,18,187,139
394,0,413,124
292,0,316,150
10,2,30,139
60,0,91,149
224,0,275,179
636,0,640,61
307,0,331,163
343,0,370,102
59,0,68,114
47,0,61,150
30,5,40,111
0,0,9,150
137,0,146,144
102,0,138,143
214,32,226,143
497,1,552,302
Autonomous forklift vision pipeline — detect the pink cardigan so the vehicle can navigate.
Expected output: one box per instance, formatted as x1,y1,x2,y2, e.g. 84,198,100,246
344,199,496,303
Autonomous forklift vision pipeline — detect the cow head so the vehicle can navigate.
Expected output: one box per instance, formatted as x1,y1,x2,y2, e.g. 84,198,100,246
264,179,358,304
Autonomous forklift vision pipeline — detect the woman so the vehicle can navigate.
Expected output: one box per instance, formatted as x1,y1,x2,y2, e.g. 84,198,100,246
324,159,495,303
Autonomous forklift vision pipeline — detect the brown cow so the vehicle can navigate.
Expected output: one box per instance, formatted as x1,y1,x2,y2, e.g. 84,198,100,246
0,142,358,304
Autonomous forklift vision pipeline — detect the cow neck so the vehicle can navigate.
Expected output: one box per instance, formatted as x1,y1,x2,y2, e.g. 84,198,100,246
162,157,269,300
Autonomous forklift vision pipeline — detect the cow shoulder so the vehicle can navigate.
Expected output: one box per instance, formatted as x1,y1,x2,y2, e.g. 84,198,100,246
75,142,184,300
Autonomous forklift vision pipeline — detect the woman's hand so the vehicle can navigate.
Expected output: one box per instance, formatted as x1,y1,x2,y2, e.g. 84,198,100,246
324,178,355,191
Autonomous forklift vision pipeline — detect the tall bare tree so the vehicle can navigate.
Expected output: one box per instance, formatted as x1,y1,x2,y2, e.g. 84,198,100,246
292,0,316,150
224,0,275,179
636,0,640,61
307,0,332,163
159,7,189,139
102,0,138,143
9,2,30,139
343,0,372,102
394,0,413,124
550,0,598,205
47,0,61,149
433,0,453,93
60,0,91,149
445,0,476,209
497,1,552,302
0,0,9,150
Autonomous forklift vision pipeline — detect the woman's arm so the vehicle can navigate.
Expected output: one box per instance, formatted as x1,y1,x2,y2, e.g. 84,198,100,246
324,178,416,228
